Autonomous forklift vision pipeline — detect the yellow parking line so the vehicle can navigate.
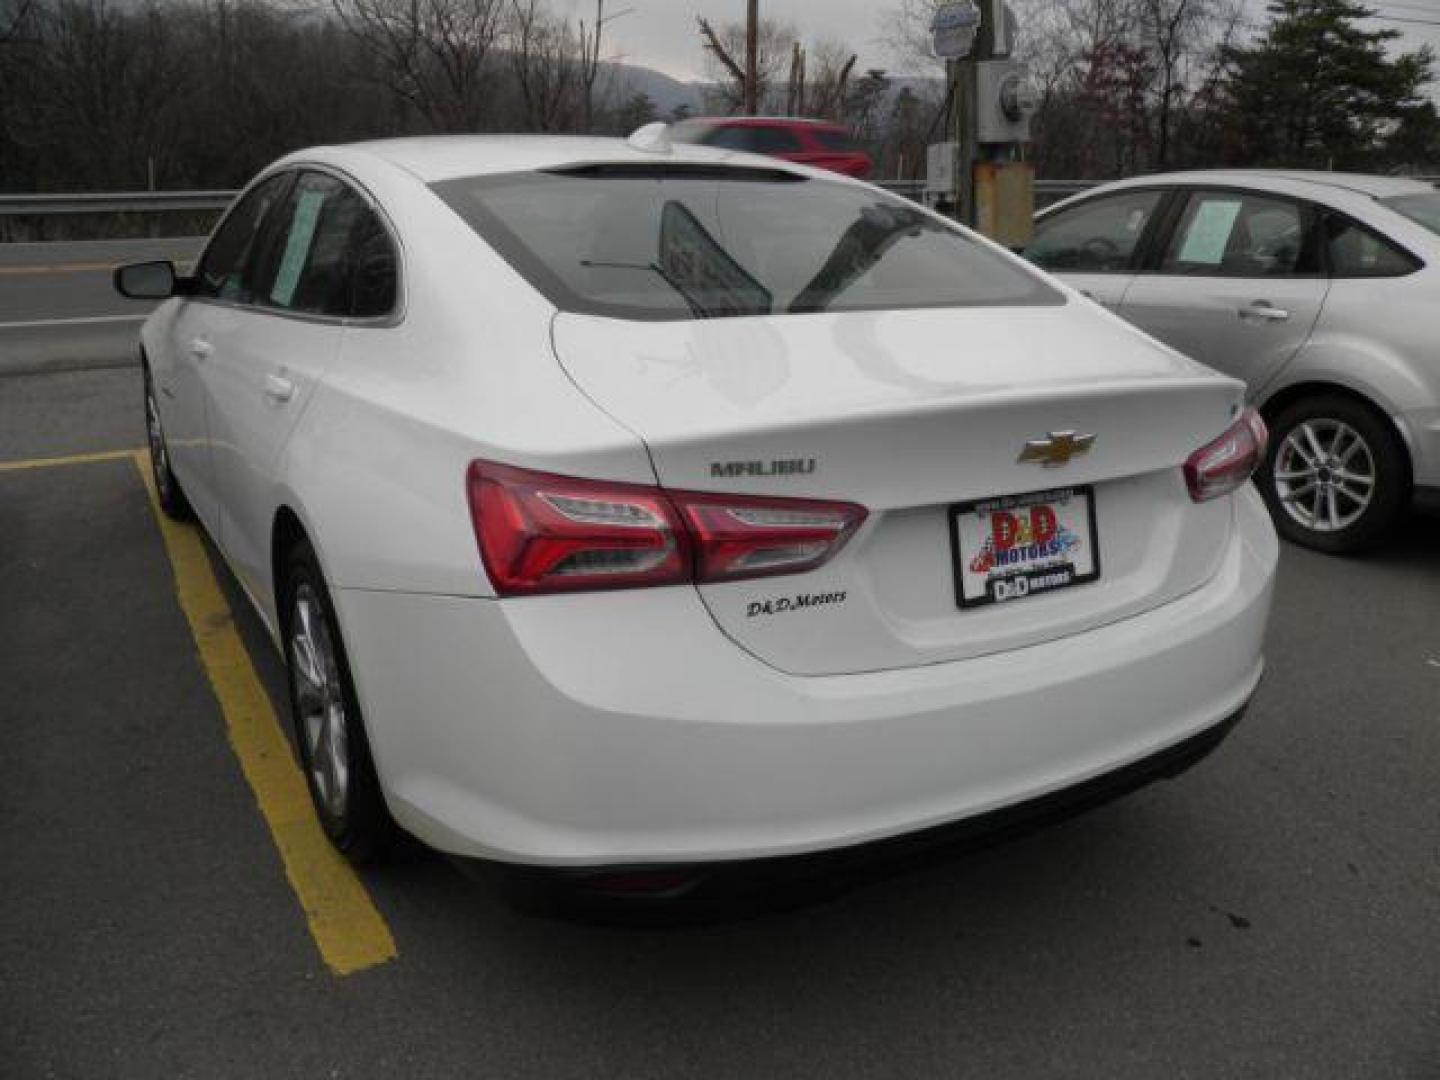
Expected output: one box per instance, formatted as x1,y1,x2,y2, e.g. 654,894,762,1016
0,261,119,276
0,448,141,472
131,450,397,977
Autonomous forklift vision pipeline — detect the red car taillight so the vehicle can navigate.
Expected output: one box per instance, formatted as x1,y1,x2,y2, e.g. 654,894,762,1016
675,491,866,583
1184,408,1268,503
466,461,866,596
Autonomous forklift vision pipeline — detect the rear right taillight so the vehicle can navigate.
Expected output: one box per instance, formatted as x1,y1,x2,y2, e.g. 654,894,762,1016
466,461,867,597
1184,407,1268,502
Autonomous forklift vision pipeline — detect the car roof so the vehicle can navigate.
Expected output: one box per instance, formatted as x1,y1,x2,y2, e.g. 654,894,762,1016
1079,168,1434,201
303,133,772,184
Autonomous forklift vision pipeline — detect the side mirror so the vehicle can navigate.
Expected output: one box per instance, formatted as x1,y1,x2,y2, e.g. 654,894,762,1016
114,260,178,300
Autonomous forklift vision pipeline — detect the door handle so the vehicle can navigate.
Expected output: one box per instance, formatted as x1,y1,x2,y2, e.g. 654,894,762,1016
263,373,296,403
1238,301,1290,323
188,338,214,360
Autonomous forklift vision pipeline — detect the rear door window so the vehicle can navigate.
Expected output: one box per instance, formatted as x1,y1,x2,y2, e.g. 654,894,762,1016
1025,190,1164,273
1159,191,1319,277
252,172,397,319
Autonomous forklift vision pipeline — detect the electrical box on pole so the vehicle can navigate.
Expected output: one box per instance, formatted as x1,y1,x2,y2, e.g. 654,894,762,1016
927,0,1037,244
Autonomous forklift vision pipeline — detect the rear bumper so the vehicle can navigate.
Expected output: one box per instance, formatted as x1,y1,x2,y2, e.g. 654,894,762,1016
336,487,1278,867
555,704,1247,900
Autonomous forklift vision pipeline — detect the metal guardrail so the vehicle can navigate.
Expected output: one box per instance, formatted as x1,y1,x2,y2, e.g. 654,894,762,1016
0,191,237,216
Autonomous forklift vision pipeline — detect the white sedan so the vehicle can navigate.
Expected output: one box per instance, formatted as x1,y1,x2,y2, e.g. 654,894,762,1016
116,130,1277,893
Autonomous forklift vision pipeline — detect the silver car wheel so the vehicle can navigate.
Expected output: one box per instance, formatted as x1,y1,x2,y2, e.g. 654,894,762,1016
290,583,351,819
1272,418,1376,534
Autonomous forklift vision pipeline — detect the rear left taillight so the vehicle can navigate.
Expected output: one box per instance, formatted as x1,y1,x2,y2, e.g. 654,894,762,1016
467,462,690,595
1184,407,1268,502
466,461,866,596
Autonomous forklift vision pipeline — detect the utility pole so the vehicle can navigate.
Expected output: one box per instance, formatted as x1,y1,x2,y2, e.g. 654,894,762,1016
930,1,1036,243
950,3,996,225
744,0,758,115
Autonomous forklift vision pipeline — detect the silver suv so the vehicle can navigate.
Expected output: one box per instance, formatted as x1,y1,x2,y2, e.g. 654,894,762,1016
1028,170,1440,553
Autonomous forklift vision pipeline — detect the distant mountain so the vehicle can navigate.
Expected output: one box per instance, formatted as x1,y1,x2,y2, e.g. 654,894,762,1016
601,62,707,118
599,61,944,122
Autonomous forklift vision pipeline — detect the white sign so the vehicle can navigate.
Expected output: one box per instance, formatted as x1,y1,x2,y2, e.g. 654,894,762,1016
925,142,957,194
931,1,981,61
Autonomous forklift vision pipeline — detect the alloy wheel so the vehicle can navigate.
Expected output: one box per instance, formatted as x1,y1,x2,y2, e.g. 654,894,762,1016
145,378,172,502
1272,418,1376,534
289,583,351,819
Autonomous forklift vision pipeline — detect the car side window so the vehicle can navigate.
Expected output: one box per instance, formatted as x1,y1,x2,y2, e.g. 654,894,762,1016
812,129,858,152
1324,215,1419,278
1160,191,1319,277
193,173,293,302
347,206,399,319
1024,190,1163,273
749,126,803,153
703,126,756,151
253,172,397,319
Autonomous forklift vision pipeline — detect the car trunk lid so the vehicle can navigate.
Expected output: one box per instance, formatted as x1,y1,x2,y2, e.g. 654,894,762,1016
551,304,1245,675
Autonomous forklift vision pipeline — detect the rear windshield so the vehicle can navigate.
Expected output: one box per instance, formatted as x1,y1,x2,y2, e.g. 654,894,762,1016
432,166,1061,321
1382,193,1440,238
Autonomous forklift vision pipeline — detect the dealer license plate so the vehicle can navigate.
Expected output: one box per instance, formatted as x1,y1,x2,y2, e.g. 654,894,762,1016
950,486,1100,608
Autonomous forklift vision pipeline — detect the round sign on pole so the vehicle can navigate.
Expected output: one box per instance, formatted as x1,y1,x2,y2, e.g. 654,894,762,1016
930,0,982,61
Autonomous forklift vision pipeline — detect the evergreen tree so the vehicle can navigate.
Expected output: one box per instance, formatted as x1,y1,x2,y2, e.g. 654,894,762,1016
1218,0,1436,169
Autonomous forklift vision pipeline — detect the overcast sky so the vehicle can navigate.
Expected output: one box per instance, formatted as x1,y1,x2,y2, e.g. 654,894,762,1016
569,0,1440,83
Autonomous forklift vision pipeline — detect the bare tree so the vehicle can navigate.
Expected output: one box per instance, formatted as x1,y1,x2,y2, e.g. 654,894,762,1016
805,40,857,119
575,0,610,133
1136,0,1242,167
698,15,796,114
507,0,577,131
1,0,33,43
880,0,1244,177
332,0,505,131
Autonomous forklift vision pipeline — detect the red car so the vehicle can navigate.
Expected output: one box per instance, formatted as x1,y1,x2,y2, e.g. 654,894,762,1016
671,117,872,179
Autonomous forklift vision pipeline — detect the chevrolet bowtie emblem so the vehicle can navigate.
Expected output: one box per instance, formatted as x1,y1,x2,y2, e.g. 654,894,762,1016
1018,431,1095,467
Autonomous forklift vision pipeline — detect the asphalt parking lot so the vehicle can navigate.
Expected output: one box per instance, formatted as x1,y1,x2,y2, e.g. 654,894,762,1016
3,365,1439,1079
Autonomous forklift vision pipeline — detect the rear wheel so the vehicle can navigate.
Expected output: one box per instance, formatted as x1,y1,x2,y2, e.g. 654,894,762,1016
282,541,395,860
143,364,192,521
1259,394,1408,554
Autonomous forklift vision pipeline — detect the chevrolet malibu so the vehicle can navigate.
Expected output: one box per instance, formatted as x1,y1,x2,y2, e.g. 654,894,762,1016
115,130,1277,890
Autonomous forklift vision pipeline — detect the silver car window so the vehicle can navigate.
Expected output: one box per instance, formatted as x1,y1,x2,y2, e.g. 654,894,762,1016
1025,190,1164,274
1381,193,1440,239
1159,191,1319,277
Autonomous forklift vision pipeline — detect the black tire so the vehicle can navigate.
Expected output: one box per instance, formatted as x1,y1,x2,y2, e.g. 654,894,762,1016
281,540,396,861
143,364,193,521
1258,393,1409,554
